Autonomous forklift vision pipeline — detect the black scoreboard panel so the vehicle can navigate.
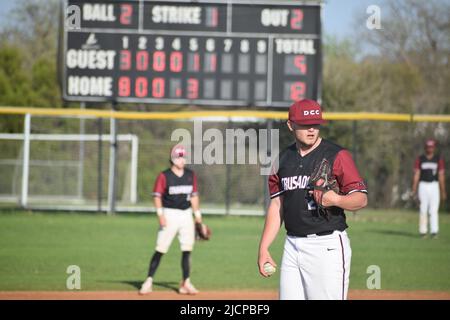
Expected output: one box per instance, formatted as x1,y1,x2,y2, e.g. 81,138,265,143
231,4,320,35
62,0,322,107
143,2,228,32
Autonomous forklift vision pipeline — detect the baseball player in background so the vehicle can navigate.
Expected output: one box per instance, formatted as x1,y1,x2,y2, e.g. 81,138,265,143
258,99,368,300
139,144,203,295
412,139,447,239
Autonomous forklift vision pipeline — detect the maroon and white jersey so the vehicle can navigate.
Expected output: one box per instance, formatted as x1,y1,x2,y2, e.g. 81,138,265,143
414,154,445,182
269,139,367,237
153,168,198,210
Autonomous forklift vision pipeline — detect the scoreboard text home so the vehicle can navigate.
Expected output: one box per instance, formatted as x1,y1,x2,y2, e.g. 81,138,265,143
61,0,322,107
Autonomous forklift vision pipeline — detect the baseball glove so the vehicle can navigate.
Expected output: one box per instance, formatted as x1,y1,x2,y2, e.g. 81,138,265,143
308,158,340,219
195,222,211,241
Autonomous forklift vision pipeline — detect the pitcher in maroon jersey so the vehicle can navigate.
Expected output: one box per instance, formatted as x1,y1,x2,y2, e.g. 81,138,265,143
258,99,368,300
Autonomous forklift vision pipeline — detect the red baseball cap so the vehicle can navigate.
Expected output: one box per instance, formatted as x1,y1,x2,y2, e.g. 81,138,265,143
425,139,437,148
170,144,187,159
288,99,326,125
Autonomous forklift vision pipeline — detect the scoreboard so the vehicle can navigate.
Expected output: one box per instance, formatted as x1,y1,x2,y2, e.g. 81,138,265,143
61,0,322,107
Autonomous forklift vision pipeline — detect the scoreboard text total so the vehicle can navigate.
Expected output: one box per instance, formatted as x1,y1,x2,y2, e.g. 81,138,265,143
63,1,321,107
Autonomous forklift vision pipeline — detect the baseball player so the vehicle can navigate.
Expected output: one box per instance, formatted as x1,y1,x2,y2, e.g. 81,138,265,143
258,99,368,300
412,139,447,239
139,144,203,295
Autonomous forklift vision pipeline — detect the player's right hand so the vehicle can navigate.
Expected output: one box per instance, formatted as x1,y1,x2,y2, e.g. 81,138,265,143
412,192,420,206
258,250,277,277
158,215,167,228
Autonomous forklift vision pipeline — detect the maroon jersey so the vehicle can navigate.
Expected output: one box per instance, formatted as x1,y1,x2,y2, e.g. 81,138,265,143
414,154,444,182
153,168,198,210
269,139,367,237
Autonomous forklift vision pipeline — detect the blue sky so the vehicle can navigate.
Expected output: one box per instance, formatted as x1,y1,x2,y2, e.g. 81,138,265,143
323,0,385,39
0,0,385,38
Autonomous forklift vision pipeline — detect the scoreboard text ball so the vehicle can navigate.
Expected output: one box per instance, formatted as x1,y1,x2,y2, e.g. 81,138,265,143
61,0,322,107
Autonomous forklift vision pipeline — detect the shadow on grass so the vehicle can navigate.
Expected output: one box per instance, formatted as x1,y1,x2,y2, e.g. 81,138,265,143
102,280,179,292
367,229,419,238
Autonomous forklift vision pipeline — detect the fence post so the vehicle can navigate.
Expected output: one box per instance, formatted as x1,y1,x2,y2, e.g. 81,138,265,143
130,135,138,204
20,113,31,208
107,102,118,215
263,120,273,213
97,117,103,213
352,120,358,165
225,119,232,215
78,102,85,200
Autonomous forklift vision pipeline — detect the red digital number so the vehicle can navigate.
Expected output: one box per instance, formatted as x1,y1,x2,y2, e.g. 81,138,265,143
290,9,303,30
153,51,166,72
120,4,133,25
206,53,217,72
175,87,182,97
152,78,165,98
136,51,149,71
187,78,199,99
294,55,307,74
208,7,219,27
118,77,130,97
120,50,131,70
192,53,200,72
290,82,306,101
170,52,183,73
135,77,148,97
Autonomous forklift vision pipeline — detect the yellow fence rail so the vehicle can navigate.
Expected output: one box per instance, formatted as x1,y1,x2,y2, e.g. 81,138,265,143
0,106,449,122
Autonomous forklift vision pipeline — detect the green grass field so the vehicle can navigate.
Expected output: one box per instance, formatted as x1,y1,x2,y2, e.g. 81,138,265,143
0,209,449,292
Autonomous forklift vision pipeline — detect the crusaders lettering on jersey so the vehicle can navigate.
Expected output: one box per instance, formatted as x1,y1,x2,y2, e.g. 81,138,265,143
414,154,445,182
281,175,310,191
421,163,438,170
168,185,194,195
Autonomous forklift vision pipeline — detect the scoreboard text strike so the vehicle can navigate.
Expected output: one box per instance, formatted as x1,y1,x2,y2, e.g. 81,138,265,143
62,0,322,107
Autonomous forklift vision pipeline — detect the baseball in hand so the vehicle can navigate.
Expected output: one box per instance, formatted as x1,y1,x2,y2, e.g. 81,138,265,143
263,262,276,276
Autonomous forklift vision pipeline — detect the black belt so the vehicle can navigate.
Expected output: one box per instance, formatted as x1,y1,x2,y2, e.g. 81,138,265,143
297,230,336,238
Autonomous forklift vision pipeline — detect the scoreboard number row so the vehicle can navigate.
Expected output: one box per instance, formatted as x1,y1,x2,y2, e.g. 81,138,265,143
66,75,306,102
121,36,268,54
115,51,307,75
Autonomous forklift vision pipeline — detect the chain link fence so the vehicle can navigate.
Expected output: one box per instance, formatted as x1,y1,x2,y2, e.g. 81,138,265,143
0,111,449,214
0,114,271,215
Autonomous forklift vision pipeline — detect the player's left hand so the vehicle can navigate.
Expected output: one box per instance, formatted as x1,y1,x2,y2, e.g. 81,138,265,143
194,216,202,224
315,190,341,207
158,215,167,228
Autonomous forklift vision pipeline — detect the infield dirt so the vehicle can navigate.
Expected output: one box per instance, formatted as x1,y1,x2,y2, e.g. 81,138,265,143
1,290,449,300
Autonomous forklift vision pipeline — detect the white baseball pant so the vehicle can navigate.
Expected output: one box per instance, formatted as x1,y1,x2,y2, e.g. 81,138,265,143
155,208,195,254
418,181,440,234
280,230,352,300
